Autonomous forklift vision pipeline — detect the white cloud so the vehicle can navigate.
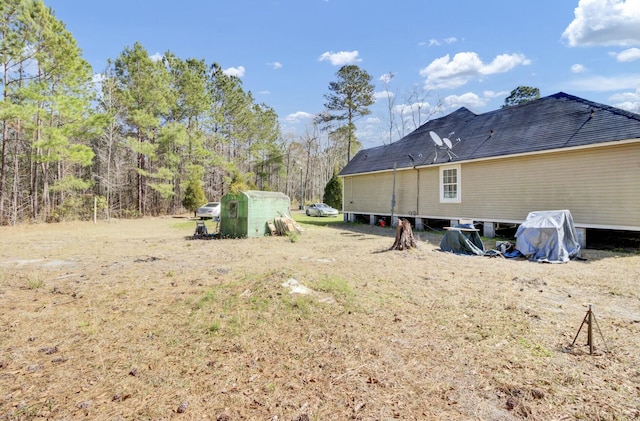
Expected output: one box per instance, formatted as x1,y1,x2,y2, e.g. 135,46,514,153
571,63,587,73
480,53,531,74
365,116,381,124
442,92,489,111
420,53,483,87
382,91,504,136
92,73,106,84
318,50,361,66
223,66,245,78
89,73,106,96
393,101,436,117
613,101,640,113
562,0,640,47
149,52,163,62
614,47,640,61
377,100,442,136
374,90,395,100
566,73,640,91
609,88,640,101
268,61,282,69
379,72,395,84
609,88,640,112
419,52,531,90
425,37,457,47
395,91,503,116
284,111,314,123
258,90,271,95
356,117,392,147
482,90,509,99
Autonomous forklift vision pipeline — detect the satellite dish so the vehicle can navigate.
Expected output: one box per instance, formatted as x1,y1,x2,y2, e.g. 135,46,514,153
443,137,452,149
429,131,443,146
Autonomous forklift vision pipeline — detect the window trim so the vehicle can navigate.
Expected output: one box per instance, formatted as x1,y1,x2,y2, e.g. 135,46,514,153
439,164,461,203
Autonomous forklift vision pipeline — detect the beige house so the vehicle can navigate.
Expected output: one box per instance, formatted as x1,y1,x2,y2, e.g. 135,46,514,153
338,93,640,246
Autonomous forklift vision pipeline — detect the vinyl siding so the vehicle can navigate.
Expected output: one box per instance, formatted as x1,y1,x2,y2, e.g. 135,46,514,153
460,143,640,228
395,170,419,214
344,169,418,215
346,173,392,213
342,142,640,229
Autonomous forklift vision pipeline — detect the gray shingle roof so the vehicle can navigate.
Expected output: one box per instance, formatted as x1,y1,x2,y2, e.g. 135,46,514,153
339,92,640,176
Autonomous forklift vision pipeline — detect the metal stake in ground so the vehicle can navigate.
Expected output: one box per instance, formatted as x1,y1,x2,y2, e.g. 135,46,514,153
571,304,609,355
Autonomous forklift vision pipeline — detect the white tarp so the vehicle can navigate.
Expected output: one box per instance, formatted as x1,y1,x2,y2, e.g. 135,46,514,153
515,210,581,263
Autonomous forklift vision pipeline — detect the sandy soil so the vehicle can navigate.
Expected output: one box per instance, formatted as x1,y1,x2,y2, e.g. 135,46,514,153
0,215,638,420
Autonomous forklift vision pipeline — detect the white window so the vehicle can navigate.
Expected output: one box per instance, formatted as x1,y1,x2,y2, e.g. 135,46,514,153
440,165,461,203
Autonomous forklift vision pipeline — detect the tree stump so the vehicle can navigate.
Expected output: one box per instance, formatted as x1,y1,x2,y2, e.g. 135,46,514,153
390,219,417,250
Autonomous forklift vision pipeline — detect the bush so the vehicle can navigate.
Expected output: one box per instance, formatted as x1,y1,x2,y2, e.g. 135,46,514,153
323,171,342,210
182,169,207,213
52,195,108,222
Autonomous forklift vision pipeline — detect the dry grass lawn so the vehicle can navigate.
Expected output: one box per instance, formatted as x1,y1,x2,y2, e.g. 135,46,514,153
0,215,638,420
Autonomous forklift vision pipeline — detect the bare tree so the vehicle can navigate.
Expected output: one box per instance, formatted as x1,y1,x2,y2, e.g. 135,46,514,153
380,72,397,144
403,85,441,132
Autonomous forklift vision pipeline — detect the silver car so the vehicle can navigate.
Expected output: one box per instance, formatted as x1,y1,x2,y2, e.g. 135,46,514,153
196,202,220,220
305,203,339,217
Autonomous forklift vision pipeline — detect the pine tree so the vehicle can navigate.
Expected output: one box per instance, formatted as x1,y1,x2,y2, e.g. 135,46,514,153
15,1,95,221
113,42,170,216
317,65,375,162
502,86,540,108
0,0,33,223
182,165,206,215
323,171,342,210
164,54,211,211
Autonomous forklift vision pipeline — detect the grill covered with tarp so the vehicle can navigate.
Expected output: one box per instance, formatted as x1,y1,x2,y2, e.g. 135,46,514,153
439,224,485,255
515,210,581,263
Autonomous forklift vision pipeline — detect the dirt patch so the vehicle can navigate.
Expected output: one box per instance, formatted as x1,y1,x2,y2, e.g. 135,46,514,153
0,216,639,420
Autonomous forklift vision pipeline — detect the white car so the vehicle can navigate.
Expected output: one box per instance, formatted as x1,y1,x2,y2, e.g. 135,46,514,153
196,202,220,220
305,203,339,217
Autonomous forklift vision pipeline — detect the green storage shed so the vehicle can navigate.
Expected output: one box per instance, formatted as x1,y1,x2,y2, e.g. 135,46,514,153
220,190,291,238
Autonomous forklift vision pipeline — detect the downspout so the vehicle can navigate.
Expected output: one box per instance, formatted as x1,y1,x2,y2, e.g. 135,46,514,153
342,176,347,222
390,162,396,224
416,167,419,215
408,155,419,216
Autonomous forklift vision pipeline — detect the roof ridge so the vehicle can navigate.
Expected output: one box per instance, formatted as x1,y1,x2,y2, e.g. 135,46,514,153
551,92,640,121
339,92,640,177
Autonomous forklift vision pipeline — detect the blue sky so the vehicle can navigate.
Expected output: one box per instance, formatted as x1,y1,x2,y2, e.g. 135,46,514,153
46,0,640,149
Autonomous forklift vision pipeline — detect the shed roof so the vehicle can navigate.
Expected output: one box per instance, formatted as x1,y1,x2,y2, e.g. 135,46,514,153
339,92,640,176
231,190,289,200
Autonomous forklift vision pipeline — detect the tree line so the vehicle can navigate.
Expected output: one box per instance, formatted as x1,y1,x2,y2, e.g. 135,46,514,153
0,0,355,224
1,1,538,225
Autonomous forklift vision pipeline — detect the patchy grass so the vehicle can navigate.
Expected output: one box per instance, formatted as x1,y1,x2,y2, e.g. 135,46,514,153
0,216,638,420
293,212,344,227
26,274,44,290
